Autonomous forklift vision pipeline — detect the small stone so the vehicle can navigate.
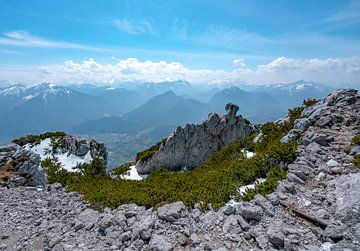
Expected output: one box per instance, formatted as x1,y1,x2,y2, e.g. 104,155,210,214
222,204,236,215
190,233,200,246
121,231,132,242
267,227,285,249
157,201,186,222
324,225,345,243
149,234,174,251
238,202,263,221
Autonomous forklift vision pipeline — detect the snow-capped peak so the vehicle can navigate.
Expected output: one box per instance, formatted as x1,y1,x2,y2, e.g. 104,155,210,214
0,84,27,96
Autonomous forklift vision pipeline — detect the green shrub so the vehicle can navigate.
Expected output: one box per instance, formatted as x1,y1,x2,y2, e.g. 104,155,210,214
354,154,360,168
13,132,66,146
46,107,302,209
243,118,251,125
352,135,360,145
136,138,167,162
303,98,319,107
41,157,73,186
76,158,107,177
240,166,287,201
112,162,134,177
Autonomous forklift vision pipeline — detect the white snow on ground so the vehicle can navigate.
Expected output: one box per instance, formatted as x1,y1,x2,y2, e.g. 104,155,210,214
121,165,148,181
321,242,333,251
238,178,266,195
227,178,267,205
25,138,93,172
242,149,255,158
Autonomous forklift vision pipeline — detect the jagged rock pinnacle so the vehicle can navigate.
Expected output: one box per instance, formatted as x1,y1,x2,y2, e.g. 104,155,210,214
136,103,254,173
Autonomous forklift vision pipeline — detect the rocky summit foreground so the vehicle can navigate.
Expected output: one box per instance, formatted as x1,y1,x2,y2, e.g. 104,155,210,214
0,89,360,251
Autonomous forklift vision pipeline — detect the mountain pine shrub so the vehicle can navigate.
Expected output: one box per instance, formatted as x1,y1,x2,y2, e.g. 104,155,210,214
352,134,360,145
13,132,66,146
45,107,303,209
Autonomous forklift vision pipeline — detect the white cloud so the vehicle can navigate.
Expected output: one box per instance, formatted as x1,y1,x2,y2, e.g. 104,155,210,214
0,57,359,86
112,19,157,35
233,58,246,68
0,30,101,50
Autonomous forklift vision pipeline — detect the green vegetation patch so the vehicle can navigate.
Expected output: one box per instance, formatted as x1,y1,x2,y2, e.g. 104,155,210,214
354,154,360,168
112,162,134,177
13,132,67,146
46,107,302,209
352,134,360,145
303,98,319,107
135,138,167,162
239,166,287,201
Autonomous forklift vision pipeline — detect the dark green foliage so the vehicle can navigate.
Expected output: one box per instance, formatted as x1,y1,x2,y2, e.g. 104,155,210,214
13,132,67,146
76,158,107,177
136,138,167,162
51,136,67,152
243,118,251,125
303,98,319,107
240,166,287,201
352,134,360,145
354,154,360,168
46,107,302,209
112,162,134,176
90,140,101,151
41,157,72,186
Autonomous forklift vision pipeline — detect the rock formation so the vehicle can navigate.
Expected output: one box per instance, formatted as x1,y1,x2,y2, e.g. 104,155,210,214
0,144,47,187
0,89,360,250
136,103,255,173
53,135,108,166
0,135,107,188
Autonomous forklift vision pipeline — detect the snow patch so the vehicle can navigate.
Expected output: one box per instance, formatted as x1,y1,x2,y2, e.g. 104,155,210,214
238,178,266,195
321,242,333,251
25,138,93,172
24,94,35,100
121,165,148,181
242,149,255,158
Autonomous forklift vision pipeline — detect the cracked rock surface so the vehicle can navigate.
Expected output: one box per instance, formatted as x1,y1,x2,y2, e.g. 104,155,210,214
136,103,255,173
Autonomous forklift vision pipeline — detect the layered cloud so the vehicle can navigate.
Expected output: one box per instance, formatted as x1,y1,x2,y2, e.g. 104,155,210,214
0,31,101,50
0,57,359,86
111,19,157,35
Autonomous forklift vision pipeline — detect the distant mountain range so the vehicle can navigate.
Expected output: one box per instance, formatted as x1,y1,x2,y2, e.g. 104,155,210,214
71,91,208,136
0,83,111,136
0,80,340,166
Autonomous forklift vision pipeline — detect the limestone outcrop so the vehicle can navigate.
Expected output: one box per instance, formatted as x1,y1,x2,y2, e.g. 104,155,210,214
0,135,108,187
53,135,108,166
0,144,47,187
136,103,255,173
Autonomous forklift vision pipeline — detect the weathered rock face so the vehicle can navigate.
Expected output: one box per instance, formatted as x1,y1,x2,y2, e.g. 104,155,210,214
0,135,108,188
136,103,255,173
0,144,47,187
54,135,108,166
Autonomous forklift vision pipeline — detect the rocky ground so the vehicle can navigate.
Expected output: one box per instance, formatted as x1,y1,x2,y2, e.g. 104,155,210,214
1,89,360,251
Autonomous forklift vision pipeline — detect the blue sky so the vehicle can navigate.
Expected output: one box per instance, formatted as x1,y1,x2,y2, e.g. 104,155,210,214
0,0,359,85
